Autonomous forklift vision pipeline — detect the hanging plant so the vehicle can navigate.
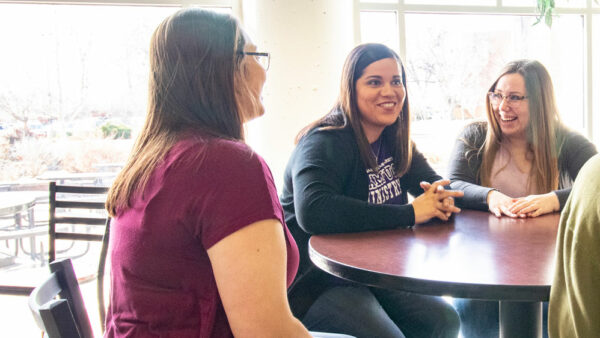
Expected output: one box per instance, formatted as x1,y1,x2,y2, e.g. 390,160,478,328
536,0,599,27
535,0,555,26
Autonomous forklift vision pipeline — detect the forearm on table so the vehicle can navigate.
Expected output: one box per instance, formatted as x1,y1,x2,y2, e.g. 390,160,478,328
449,180,492,210
296,194,415,234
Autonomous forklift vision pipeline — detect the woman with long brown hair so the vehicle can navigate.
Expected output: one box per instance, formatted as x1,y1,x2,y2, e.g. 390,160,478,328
280,43,463,338
104,8,313,337
448,59,597,337
449,59,596,219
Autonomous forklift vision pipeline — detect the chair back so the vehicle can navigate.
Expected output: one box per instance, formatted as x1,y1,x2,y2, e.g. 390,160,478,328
28,258,94,338
97,216,111,331
48,181,109,263
48,181,112,332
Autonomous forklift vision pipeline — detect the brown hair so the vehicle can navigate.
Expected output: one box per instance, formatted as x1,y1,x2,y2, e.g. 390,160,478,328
479,59,565,193
297,43,412,176
106,8,253,216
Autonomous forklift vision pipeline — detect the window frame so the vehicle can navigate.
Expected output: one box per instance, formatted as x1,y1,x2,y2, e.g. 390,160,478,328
0,0,239,14
355,0,600,141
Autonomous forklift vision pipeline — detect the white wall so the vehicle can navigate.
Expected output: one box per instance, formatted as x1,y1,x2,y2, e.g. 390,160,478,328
241,0,355,188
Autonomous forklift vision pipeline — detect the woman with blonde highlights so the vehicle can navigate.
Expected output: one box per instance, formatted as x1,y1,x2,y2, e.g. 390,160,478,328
448,59,597,337
449,59,596,218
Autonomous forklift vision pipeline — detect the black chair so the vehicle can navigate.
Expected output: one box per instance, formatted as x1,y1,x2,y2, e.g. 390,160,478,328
49,181,111,332
97,216,111,332
28,258,94,338
48,182,109,263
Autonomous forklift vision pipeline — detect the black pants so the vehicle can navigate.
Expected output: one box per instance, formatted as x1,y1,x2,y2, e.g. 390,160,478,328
302,285,460,338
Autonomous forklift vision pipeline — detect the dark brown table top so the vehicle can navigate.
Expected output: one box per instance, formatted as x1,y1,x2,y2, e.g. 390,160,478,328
309,209,560,302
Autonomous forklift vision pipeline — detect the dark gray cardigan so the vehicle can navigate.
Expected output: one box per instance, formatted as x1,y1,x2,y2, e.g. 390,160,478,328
448,121,597,210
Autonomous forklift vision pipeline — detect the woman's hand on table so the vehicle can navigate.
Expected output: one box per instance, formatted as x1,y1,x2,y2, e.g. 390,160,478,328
419,181,457,218
508,192,560,218
413,179,463,224
486,190,517,217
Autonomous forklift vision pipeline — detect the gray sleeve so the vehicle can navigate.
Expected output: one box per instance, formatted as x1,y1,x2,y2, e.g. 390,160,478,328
447,123,493,210
554,131,598,209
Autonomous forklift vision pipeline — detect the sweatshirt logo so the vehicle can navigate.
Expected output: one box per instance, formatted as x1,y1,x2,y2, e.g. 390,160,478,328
367,157,403,204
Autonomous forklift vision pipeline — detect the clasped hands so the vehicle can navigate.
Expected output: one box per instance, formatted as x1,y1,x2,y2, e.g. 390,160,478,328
486,190,560,218
412,179,464,224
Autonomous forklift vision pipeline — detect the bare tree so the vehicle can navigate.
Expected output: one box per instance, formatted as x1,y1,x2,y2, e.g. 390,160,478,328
0,89,51,138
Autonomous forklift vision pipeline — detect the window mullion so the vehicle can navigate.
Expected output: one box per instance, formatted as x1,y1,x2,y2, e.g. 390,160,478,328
354,0,361,46
398,6,406,62
584,11,594,139
0,0,230,5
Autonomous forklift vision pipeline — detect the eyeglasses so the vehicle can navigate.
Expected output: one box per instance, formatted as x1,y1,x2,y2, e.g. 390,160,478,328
238,51,270,70
487,92,528,108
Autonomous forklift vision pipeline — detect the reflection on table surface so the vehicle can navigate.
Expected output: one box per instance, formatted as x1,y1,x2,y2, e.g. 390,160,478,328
309,209,560,300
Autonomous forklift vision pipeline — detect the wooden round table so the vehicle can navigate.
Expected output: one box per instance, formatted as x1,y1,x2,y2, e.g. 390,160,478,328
309,209,560,338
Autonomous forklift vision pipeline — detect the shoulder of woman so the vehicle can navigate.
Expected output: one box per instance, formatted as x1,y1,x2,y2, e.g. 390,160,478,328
462,121,486,145
461,120,487,138
212,138,264,164
555,128,598,173
299,125,356,149
561,127,588,142
558,127,596,150
451,121,487,150
173,136,264,172
293,126,358,168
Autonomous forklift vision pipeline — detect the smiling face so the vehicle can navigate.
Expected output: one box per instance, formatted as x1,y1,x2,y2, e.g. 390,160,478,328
493,73,530,140
355,57,406,143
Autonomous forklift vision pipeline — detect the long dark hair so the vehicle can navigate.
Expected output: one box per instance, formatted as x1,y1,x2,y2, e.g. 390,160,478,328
297,43,412,175
107,8,250,216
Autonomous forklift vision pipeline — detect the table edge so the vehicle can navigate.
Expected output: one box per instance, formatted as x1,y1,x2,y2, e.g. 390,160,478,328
309,242,550,302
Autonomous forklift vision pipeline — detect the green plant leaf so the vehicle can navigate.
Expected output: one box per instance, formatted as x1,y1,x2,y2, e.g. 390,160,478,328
545,9,553,27
535,0,555,27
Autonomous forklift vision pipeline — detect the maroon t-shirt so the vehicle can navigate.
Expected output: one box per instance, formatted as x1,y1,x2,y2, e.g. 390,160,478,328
105,137,299,337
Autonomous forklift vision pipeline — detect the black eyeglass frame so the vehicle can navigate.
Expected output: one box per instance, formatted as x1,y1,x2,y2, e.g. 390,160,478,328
237,51,270,70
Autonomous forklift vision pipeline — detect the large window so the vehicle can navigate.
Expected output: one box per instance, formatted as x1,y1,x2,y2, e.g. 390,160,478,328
0,1,233,183
0,2,232,337
357,0,599,175
0,4,179,183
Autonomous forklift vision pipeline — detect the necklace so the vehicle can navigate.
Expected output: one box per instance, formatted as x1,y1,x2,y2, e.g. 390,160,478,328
371,138,382,161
